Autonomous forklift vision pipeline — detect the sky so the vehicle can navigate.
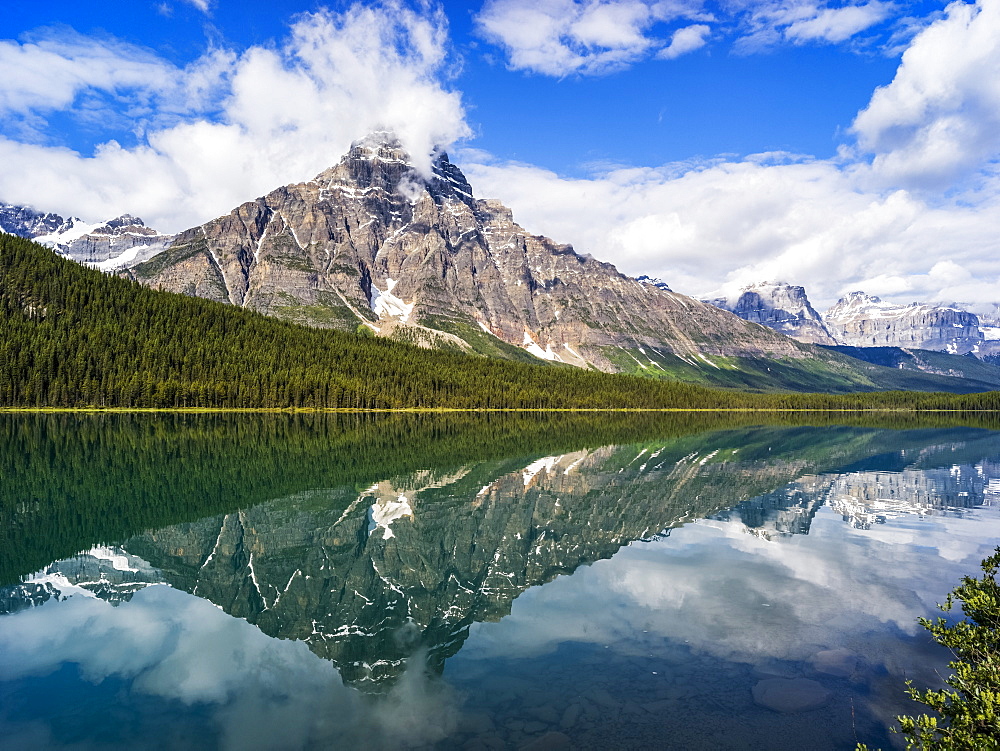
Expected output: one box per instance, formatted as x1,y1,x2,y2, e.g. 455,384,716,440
1,0,999,309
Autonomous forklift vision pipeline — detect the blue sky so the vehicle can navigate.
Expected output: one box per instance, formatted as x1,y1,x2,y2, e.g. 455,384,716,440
2,1,999,308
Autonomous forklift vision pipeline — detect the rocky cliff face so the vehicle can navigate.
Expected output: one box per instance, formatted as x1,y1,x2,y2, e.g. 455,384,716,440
36,214,174,269
0,203,70,238
705,282,836,345
1,203,172,269
825,292,983,354
971,305,1000,359
128,133,814,373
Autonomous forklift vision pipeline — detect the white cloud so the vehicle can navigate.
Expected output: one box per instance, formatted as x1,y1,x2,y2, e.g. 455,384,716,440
0,30,227,125
460,153,1000,309
657,23,711,59
475,0,709,75
0,585,457,750
478,0,904,75
852,0,1000,189
459,1,1000,310
784,3,894,43
184,0,212,12
733,1,895,53
0,2,469,232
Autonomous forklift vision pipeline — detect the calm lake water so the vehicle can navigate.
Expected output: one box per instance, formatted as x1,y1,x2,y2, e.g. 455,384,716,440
1,413,998,750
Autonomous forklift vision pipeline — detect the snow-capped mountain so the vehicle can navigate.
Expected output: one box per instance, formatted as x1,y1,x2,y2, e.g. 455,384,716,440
0,546,162,615
0,202,73,239
0,203,173,269
824,292,983,354
126,132,824,375
705,281,836,345
707,283,999,360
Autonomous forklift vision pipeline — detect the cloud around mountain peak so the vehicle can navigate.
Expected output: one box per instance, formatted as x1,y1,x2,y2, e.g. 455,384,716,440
0,3,469,233
1,1,999,310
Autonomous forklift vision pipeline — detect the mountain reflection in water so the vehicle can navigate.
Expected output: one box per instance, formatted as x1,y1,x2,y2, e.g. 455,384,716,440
1,413,999,750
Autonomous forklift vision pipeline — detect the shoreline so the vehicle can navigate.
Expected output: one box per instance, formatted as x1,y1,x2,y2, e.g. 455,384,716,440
1,407,999,414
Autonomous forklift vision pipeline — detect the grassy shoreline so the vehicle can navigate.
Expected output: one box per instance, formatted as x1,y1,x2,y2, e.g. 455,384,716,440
1,406,1000,413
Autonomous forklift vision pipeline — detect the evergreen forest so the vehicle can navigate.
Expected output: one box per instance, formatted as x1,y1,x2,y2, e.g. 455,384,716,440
2,234,1000,411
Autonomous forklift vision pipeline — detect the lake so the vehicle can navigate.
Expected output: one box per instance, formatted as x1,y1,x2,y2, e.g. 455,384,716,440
0,412,998,750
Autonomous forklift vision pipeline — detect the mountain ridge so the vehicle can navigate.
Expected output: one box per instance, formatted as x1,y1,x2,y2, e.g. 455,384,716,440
126,134,823,373
0,202,171,269
707,282,1000,368
5,134,1000,394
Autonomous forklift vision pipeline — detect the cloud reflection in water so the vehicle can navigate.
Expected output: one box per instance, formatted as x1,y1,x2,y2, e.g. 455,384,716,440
0,585,457,750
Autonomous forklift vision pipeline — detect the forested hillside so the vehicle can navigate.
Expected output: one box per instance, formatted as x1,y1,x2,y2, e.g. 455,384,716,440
2,234,999,410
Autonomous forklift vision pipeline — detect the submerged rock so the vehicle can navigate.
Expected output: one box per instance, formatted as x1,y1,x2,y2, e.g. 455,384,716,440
810,648,858,678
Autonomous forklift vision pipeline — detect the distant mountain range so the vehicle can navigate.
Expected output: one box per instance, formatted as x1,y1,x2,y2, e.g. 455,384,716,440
0,203,172,269
3,133,1000,394
707,282,1000,364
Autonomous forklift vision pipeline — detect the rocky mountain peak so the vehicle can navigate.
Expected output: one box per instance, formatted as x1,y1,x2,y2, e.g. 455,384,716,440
96,214,152,234
126,133,836,377
1,203,170,268
705,280,835,345
0,202,77,239
825,291,983,354
828,291,881,314
311,132,474,211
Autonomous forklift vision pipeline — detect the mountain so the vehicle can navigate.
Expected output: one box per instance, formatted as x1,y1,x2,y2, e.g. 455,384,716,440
705,283,1000,381
0,202,171,269
824,292,983,354
126,133,869,383
966,304,1000,361
0,202,70,238
705,282,836,345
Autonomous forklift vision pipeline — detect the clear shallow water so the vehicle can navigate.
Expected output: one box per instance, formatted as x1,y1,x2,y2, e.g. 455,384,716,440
0,414,998,750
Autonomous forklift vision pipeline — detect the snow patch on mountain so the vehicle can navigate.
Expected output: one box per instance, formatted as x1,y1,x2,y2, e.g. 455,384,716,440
370,278,414,322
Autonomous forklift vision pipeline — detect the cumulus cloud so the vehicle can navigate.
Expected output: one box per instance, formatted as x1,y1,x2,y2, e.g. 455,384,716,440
0,585,457,750
475,0,710,75
657,23,711,59
0,2,470,232
852,0,1000,189
460,153,1000,308
460,1,1000,309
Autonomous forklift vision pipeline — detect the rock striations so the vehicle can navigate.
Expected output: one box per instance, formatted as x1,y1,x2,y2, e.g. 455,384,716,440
708,283,1000,361
824,292,983,354
127,133,812,373
706,282,836,345
0,203,172,269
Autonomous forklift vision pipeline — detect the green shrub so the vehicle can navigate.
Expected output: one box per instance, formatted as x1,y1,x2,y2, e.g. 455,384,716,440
861,547,1000,750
